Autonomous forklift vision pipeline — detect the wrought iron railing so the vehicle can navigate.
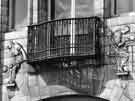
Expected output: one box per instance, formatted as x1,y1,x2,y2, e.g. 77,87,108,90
27,17,101,62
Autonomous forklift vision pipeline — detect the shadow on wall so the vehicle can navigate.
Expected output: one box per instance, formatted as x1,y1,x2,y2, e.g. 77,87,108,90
37,59,107,96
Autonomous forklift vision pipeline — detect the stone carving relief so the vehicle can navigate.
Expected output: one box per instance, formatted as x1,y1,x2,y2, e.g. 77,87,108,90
99,24,135,101
109,24,135,73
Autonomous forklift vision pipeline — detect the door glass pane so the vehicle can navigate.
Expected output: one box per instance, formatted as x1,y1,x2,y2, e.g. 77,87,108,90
75,0,94,17
55,0,95,19
117,0,133,14
15,0,28,29
55,0,71,19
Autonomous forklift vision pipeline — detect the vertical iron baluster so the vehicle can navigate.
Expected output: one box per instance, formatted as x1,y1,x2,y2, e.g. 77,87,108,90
42,24,44,57
61,20,63,56
83,19,85,54
57,21,60,56
32,26,34,60
47,22,49,57
45,23,48,58
28,26,32,60
60,20,62,56
44,23,46,58
33,26,36,59
55,21,57,57
76,19,78,55
67,19,69,55
38,25,40,52
88,18,90,55
93,18,96,54
79,19,81,54
36,26,38,58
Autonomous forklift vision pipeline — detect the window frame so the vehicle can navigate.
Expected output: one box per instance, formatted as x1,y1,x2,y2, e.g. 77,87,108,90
113,0,133,16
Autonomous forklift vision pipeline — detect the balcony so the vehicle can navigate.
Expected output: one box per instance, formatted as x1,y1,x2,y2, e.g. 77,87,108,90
27,17,101,62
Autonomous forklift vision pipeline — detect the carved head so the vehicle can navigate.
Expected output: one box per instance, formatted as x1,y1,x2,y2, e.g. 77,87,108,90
7,41,21,56
111,25,133,45
6,40,22,56
4,41,24,67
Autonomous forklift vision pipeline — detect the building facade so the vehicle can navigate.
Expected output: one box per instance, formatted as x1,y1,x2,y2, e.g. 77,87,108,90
1,0,135,100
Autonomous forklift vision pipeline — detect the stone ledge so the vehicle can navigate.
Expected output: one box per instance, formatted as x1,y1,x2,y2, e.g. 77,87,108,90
107,12,135,27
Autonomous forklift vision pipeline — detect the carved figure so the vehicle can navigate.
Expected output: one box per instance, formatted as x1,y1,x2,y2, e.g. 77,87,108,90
111,25,135,73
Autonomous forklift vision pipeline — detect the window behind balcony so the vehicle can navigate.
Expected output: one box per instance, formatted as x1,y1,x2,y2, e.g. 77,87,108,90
116,0,133,14
53,0,96,36
105,0,134,17
55,0,95,19
9,0,28,30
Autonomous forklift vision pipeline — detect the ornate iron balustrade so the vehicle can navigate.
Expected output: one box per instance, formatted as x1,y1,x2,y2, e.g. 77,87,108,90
27,17,101,62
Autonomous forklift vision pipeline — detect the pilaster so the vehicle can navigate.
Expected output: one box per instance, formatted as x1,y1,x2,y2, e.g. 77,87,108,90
0,0,9,33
